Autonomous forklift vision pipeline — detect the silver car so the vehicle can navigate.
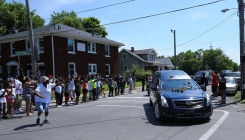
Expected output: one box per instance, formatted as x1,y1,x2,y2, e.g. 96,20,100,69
222,77,238,95
224,72,241,90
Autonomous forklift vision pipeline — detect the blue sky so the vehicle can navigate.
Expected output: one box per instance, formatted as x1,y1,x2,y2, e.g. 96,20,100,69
8,0,240,64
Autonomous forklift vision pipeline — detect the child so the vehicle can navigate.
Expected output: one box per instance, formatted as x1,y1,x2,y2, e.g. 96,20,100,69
0,84,8,120
64,83,70,106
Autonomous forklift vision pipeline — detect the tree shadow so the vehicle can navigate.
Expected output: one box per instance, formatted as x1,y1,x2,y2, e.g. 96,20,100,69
142,103,210,127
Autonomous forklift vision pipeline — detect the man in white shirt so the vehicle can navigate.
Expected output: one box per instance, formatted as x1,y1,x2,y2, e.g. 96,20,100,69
35,76,61,124
68,75,75,104
13,78,23,114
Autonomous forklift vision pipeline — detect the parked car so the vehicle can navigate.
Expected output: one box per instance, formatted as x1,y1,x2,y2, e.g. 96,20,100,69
222,70,232,74
218,77,238,95
193,70,212,85
224,72,241,90
149,70,213,120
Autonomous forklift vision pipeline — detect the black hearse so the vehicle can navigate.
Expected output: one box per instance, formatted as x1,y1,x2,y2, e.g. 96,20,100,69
149,70,213,120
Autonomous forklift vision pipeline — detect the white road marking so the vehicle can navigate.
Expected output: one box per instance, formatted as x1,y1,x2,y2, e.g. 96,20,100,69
96,105,152,108
199,110,229,140
110,97,148,98
96,101,147,102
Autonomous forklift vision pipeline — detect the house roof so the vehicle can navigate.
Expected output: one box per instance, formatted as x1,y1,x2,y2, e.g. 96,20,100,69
134,48,158,55
156,58,174,67
119,48,165,65
0,23,124,47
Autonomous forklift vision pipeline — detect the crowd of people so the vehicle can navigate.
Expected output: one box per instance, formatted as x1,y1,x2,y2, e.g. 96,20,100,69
0,73,136,123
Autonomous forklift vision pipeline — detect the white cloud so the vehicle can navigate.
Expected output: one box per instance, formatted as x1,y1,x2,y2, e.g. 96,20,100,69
186,11,212,21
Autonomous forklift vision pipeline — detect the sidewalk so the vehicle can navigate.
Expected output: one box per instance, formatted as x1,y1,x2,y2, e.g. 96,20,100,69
20,86,143,108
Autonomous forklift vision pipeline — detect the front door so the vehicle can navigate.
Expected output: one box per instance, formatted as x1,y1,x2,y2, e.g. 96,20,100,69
8,65,17,78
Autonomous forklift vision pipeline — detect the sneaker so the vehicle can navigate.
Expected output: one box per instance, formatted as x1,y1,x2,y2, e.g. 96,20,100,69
15,110,20,114
57,105,62,108
36,118,40,124
43,120,50,124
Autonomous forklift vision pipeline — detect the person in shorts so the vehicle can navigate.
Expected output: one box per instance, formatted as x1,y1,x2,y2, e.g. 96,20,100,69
35,76,62,124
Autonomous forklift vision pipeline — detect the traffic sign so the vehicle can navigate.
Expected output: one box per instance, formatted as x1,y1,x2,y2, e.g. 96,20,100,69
15,51,32,56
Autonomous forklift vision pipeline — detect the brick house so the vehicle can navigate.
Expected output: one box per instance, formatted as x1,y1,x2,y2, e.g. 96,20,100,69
0,23,124,80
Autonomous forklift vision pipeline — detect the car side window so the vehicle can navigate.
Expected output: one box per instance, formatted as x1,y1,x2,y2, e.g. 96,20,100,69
153,77,159,87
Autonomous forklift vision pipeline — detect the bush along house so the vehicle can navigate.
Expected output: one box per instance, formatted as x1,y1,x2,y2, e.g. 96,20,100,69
0,23,124,81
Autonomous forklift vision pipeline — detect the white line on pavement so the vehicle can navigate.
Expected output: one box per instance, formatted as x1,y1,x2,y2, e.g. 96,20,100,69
110,97,148,98
199,110,229,140
96,105,152,108
96,101,147,102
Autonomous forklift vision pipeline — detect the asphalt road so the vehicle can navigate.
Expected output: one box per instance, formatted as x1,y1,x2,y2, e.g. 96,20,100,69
1,86,245,140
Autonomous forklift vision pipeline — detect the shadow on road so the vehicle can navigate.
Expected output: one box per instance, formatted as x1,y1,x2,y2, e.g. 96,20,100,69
142,103,210,127
13,124,41,131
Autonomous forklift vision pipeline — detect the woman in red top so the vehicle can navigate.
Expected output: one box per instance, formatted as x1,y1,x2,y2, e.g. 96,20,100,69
5,82,13,116
82,78,88,103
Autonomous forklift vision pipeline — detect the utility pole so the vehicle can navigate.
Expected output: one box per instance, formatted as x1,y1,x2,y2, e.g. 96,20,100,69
171,29,177,70
238,0,245,99
25,0,37,76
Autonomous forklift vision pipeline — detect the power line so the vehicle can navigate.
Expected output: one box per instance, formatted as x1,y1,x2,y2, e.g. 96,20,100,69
155,11,237,51
101,0,224,26
44,0,135,21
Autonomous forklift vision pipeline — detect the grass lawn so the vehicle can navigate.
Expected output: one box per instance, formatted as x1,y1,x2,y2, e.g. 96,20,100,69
102,81,142,91
233,91,245,103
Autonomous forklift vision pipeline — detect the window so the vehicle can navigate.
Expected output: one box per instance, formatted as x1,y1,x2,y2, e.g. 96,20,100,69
105,45,110,56
68,39,75,53
122,53,127,59
105,64,110,77
124,65,128,71
87,42,96,53
68,63,76,76
10,42,15,56
34,38,44,53
150,53,155,61
26,40,31,51
88,63,97,75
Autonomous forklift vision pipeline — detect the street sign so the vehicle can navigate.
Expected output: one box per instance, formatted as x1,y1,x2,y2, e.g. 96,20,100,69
15,51,32,56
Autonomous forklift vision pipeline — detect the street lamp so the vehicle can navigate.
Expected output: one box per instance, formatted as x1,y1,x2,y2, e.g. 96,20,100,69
171,29,177,70
221,1,244,100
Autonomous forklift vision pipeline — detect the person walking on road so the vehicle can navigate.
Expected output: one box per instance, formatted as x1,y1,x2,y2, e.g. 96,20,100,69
200,73,207,91
35,76,62,124
219,74,226,104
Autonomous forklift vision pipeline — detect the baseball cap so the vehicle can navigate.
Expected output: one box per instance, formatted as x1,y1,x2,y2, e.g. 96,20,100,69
40,76,49,83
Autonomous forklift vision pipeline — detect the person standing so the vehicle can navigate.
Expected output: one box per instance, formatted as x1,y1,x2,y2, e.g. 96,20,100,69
107,76,114,97
74,79,81,105
90,75,97,101
208,70,219,100
22,77,40,116
200,73,207,91
82,78,88,103
13,77,23,114
55,80,62,107
117,74,121,95
35,76,61,124
68,75,75,104
0,84,7,120
219,74,226,104
87,77,92,101
142,76,145,91
120,76,126,95
113,76,118,96
127,76,133,94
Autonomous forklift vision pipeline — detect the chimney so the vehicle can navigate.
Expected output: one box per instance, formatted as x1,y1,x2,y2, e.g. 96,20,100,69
131,47,134,52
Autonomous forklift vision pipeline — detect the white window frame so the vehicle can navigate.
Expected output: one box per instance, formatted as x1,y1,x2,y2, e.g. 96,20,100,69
68,38,75,54
105,64,110,77
88,42,97,54
68,63,76,76
10,42,15,57
88,63,97,75
122,53,127,59
105,45,110,57
150,53,155,61
34,38,44,53
124,65,128,71
26,40,31,51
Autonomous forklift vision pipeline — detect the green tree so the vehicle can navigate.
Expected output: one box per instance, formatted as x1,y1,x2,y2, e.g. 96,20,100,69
157,55,164,58
50,11,108,37
0,0,45,36
123,65,152,78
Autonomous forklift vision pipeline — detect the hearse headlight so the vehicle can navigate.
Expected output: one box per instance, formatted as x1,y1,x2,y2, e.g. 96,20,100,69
206,94,211,107
161,95,169,107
